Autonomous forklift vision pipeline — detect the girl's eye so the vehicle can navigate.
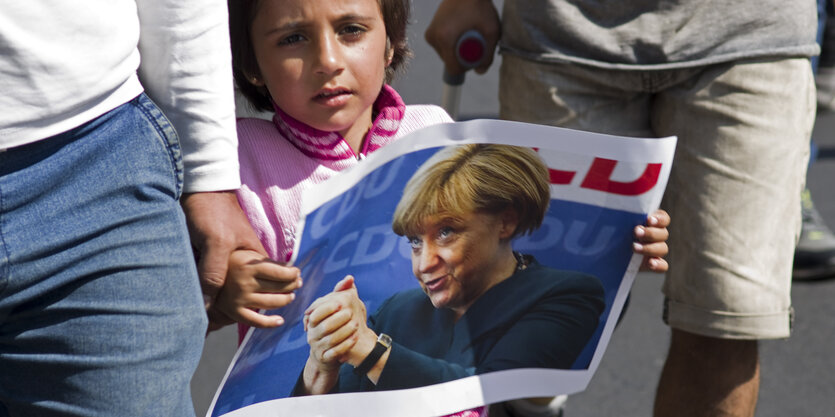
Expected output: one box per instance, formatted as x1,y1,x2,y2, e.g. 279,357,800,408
278,33,305,46
407,236,423,250
340,24,366,38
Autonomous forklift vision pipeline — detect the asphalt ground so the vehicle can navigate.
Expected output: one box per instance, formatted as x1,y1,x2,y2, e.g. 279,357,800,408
192,2,835,415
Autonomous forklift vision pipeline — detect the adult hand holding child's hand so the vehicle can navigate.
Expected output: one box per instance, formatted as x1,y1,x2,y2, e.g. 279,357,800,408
215,249,302,329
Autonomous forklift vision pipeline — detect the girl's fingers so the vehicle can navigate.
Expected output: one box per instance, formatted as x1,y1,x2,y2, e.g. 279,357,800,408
642,256,669,273
244,292,297,311
634,225,669,244
255,276,302,293
633,241,669,258
234,308,286,329
647,210,671,227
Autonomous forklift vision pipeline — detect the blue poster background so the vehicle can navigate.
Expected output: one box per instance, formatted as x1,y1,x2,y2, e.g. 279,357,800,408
211,147,645,416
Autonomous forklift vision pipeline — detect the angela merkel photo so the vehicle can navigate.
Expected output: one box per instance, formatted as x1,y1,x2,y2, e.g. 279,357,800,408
293,144,608,395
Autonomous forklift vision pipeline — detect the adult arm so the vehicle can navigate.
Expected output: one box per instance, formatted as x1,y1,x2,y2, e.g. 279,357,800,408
136,0,239,192
135,1,269,330
424,0,502,76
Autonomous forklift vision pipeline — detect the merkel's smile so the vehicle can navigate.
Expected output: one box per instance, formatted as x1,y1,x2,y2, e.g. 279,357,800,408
421,274,449,293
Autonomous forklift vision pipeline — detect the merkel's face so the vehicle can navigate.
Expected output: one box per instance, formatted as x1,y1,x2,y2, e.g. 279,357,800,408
407,211,508,315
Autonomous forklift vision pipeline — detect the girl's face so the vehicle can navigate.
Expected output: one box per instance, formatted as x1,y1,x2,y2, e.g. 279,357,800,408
250,0,390,143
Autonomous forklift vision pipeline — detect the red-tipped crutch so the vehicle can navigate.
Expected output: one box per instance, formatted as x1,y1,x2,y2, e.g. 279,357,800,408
441,30,486,120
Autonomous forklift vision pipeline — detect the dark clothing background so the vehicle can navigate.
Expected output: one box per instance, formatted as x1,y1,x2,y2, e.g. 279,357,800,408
335,258,606,393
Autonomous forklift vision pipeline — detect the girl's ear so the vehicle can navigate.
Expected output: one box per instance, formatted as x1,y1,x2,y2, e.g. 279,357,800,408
385,37,394,67
246,72,266,87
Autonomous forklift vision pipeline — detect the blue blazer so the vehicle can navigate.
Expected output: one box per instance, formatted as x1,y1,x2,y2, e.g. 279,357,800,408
334,257,606,393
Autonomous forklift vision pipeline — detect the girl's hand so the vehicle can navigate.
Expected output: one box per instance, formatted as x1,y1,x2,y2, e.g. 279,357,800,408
633,209,670,272
181,191,273,332
214,249,302,328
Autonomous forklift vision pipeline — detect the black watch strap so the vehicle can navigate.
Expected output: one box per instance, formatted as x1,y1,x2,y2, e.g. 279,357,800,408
354,333,391,375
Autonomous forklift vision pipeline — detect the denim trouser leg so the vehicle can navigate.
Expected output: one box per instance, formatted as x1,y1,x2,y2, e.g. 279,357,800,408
0,93,207,416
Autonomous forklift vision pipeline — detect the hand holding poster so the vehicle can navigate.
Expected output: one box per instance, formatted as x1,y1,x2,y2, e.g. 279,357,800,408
208,119,676,417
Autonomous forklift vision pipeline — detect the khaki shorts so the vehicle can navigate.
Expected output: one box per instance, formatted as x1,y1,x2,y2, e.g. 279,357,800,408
500,54,815,339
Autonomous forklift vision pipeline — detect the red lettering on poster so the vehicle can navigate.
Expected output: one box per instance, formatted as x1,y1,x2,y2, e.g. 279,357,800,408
580,158,661,196
548,168,576,185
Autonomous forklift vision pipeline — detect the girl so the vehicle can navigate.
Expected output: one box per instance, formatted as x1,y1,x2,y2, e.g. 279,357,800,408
217,0,454,332
219,0,670,416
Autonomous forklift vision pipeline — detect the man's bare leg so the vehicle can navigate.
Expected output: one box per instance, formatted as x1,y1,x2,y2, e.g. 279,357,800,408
654,329,760,417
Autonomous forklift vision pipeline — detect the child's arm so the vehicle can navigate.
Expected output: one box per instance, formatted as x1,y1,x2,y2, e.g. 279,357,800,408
214,249,302,328
633,209,671,272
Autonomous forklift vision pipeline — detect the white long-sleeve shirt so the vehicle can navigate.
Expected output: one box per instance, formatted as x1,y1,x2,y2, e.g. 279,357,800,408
0,1,239,192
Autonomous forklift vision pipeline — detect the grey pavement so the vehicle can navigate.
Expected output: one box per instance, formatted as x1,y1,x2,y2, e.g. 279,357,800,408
192,2,835,415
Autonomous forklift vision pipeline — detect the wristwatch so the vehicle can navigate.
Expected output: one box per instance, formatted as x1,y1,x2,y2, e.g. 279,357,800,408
353,333,392,375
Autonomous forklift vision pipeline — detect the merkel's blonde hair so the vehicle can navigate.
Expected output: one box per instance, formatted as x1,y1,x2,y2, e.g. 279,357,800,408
392,144,550,239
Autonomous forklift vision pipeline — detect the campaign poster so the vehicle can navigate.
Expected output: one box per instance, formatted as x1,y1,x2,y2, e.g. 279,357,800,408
208,120,676,417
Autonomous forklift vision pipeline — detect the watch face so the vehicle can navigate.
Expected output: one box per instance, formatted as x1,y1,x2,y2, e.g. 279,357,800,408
378,333,392,348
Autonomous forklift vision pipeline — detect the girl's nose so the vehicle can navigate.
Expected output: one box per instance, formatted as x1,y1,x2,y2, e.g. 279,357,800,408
313,34,343,75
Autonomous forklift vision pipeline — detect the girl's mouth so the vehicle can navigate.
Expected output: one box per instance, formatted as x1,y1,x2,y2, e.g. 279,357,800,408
313,88,352,106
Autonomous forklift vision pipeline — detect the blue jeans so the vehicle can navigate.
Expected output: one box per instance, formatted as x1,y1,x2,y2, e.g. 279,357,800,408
0,94,207,416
